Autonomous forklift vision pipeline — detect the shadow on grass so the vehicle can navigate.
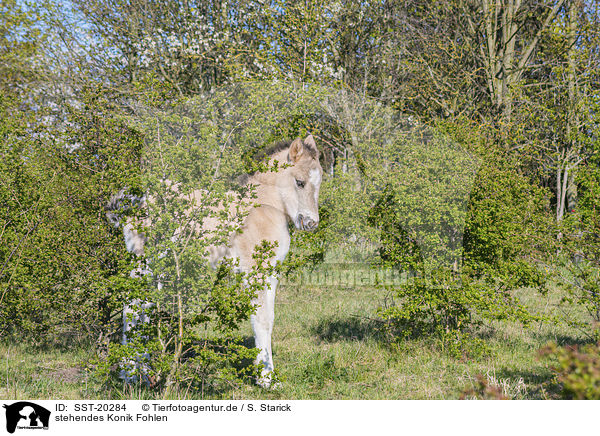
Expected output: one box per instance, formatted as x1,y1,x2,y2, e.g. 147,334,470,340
311,315,380,343
532,331,595,347
294,350,351,389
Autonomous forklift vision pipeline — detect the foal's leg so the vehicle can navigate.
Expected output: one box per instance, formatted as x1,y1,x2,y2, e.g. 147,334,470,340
120,264,156,384
121,299,154,383
251,275,278,388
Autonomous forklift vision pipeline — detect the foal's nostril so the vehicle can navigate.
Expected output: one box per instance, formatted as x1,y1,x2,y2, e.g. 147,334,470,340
305,219,317,231
298,214,318,231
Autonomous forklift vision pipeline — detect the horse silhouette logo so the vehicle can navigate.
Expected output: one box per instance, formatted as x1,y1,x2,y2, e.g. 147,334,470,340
3,402,50,433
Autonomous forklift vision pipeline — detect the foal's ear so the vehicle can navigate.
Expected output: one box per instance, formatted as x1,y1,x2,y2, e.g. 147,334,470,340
303,134,319,159
288,138,304,163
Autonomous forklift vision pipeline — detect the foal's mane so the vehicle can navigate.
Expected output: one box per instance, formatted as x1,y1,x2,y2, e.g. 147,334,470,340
238,139,317,185
259,140,293,160
255,138,318,162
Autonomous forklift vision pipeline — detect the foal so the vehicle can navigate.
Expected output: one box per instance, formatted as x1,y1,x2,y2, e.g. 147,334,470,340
109,135,322,388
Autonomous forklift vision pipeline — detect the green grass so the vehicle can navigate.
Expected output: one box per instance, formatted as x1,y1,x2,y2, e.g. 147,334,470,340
0,278,590,400
0,344,91,400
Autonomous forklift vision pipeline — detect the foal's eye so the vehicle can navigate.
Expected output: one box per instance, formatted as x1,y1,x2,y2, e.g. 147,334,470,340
296,179,305,188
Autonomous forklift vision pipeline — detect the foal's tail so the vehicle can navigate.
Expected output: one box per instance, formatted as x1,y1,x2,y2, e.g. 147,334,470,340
106,188,128,228
105,188,146,228
106,188,148,257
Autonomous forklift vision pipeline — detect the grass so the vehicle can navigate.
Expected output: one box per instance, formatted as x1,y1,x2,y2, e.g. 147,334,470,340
0,272,591,400
0,344,91,399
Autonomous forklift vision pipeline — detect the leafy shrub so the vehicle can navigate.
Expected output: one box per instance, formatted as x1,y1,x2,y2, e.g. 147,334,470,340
370,121,548,350
0,89,142,344
92,258,268,395
462,153,552,290
377,275,533,348
552,163,600,335
540,341,600,399
553,254,600,331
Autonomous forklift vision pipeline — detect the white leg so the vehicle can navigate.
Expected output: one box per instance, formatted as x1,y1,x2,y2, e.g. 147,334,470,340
251,275,278,388
120,298,155,383
120,263,156,383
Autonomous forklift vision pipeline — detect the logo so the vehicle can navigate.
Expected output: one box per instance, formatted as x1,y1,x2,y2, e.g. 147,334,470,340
2,402,50,434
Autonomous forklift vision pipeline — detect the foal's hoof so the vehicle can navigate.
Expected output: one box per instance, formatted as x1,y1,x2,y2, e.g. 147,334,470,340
257,380,282,390
257,371,280,390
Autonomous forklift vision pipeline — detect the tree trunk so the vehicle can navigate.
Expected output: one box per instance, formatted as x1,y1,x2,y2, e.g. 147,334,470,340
556,164,569,222
480,0,567,123
565,0,579,214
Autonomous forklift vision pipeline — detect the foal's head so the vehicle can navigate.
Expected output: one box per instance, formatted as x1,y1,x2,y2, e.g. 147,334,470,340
278,135,322,231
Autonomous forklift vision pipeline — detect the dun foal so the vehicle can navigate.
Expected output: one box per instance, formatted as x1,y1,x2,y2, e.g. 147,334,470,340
108,135,323,388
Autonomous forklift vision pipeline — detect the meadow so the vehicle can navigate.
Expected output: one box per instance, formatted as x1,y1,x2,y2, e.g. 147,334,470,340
0,260,586,400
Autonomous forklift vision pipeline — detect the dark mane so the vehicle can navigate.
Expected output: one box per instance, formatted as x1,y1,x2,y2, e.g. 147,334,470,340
256,140,293,161
237,138,317,185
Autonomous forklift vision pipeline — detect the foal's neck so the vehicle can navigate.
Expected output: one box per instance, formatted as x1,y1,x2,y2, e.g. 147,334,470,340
253,182,284,214
247,150,290,223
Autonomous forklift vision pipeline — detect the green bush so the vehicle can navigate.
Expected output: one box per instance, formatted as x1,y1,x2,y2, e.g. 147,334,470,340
463,153,552,290
370,120,548,349
0,89,142,344
92,257,269,395
540,341,600,399
552,156,600,335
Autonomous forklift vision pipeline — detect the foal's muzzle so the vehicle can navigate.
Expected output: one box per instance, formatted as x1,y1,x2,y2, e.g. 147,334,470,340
298,214,318,231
